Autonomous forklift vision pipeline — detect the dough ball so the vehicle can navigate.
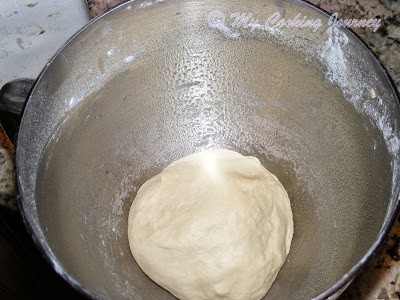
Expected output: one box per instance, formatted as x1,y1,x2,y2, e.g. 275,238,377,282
128,149,293,300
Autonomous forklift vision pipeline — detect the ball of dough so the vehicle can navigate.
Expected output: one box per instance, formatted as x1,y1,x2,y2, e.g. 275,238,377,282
128,149,293,300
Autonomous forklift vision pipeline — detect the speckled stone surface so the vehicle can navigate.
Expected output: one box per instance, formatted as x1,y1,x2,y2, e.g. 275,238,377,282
0,125,16,211
0,0,399,298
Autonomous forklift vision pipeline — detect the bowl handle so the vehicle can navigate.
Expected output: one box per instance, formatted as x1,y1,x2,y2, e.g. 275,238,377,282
0,79,35,141
0,79,35,115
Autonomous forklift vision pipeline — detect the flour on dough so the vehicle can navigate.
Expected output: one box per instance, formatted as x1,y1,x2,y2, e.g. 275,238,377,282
128,149,294,300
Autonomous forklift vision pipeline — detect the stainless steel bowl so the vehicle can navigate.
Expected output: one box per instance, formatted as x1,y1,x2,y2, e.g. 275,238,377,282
9,0,400,299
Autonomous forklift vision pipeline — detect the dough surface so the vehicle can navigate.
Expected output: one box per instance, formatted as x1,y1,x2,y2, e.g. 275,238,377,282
128,149,293,300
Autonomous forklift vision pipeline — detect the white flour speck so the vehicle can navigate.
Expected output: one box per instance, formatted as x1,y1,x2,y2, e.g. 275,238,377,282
68,97,76,108
125,55,135,63
107,49,114,57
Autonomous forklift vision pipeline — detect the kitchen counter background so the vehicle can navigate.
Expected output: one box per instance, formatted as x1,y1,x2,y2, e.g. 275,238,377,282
0,0,399,299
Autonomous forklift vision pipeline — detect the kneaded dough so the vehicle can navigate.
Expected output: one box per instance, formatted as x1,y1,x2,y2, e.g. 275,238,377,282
128,149,294,300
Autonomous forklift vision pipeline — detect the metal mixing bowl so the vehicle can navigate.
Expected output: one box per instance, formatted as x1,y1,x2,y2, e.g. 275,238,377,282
10,0,400,299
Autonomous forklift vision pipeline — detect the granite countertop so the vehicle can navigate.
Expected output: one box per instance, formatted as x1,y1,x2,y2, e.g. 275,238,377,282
1,0,399,298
